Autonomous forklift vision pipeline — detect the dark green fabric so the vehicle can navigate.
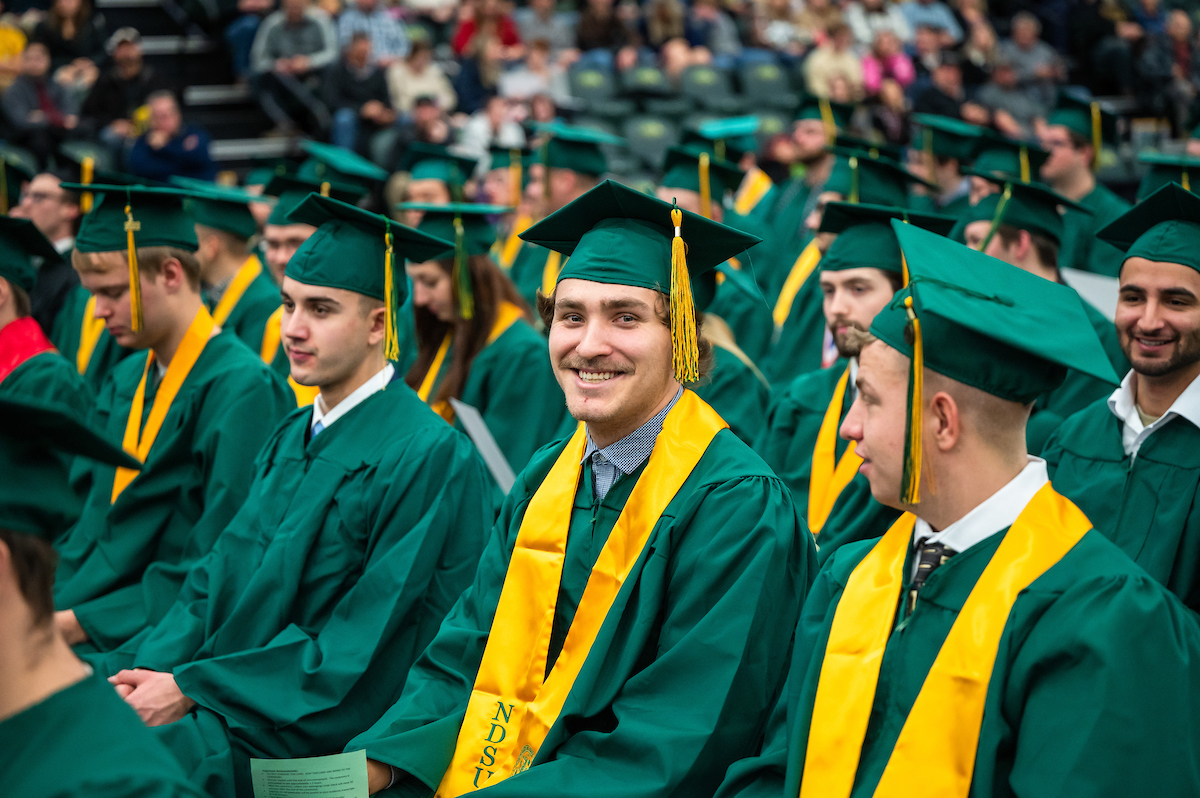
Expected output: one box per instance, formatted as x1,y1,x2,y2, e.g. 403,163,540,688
1057,182,1130,277
911,113,984,160
69,185,199,253
762,235,828,386
952,180,1085,245
660,145,745,199
824,152,930,208
707,262,773,363
0,156,33,208
205,260,280,354
348,414,816,797
682,116,760,162
262,174,366,226
795,95,853,127
834,135,904,163
1047,90,1117,144
1097,183,1200,274
0,673,204,797
819,202,956,274
534,122,625,177
1136,152,1200,200
695,343,771,445
299,139,389,185
185,186,260,240
507,240,552,309
0,217,62,292
1044,399,1200,611
398,142,478,186
487,145,534,172
965,132,1049,182
53,332,295,652
90,382,493,797
50,284,133,392
716,524,1200,798
402,203,510,259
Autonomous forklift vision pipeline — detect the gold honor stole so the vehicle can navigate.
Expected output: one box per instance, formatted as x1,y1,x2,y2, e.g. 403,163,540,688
436,390,728,797
111,306,216,502
497,214,533,272
76,295,106,375
419,302,526,422
807,366,862,535
734,167,773,216
773,241,821,328
210,255,263,326
259,306,320,407
799,484,1091,798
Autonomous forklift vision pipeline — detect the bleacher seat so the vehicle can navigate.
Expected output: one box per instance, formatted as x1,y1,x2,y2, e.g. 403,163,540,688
569,66,636,120
739,63,800,112
681,65,745,115
623,116,679,171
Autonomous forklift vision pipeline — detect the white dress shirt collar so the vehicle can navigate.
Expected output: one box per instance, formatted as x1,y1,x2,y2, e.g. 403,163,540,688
311,363,394,433
1107,369,1200,458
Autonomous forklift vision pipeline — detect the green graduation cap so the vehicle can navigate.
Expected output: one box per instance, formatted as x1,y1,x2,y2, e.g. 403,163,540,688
824,148,933,207
398,142,479,187
660,145,745,215
1046,89,1118,168
177,182,264,240
0,396,139,539
796,94,855,142
963,130,1048,184
681,116,760,162
818,201,956,275
834,134,905,163
533,122,625,177
870,220,1120,504
1096,182,1200,274
244,157,295,188
1136,152,1200,200
262,173,365,226
298,140,389,187
0,216,62,293
952,179,1087,248
912,113,985,162
0,155,32,214
519,179,760,383
400,201,512,318
487,146,534,206
285,193,454,360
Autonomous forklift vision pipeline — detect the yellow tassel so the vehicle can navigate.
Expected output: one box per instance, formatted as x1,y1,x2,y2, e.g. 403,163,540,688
901,252,910,288
901,296,924,505
383,225,399,362
715,139,726,161
848,156,859,204
125,201,143,333
0,156,8,215
509,148,522,208
698,152,712,220
1184,170,1191,192
320,182,330,198
81,156,94,213
669,206,698,384
818,98,836,145
1090,102,1102,171
454,216,473,320
1018,146,1030,183
540,139,552,218
979,183,1013,252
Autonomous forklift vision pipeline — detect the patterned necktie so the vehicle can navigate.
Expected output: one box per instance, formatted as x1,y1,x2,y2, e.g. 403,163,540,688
311,420,325,439
905,538,956,618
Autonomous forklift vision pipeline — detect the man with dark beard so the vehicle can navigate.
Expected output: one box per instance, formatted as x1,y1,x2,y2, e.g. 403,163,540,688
755,202,954,563
1044,183,1200,612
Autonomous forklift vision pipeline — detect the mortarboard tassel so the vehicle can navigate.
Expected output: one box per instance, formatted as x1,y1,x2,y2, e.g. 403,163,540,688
899,214,911,287
1183,169,1191,192
0,156,8,215
1090,102,1102,171
900,295,924,505
978,183,1013,252
453,215,474,320
1018,146,1030,183
848,156,859,204
80,156,94,213
698,152,712,220
125,197,144,332
818,98,836,146
714,139,726,162
320,182,330,198
509,148,522,208
540,139,552,219
669,204,698,384
383,223,399,362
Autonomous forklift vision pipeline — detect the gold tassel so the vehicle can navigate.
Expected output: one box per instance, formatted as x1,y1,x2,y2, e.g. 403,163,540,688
0,156,8,215
715,139,726,161
698,152,712,219
669,205,698,384
81,156,94,213
508,148,522,208
125,200,144,333
818,98,836,145
540,139,552,218
1019,146,1030,183
979,183,1013,252
1184,170,1191,192
901,296,924,505
1090,102,1102,171
848,156,859,204
320,182,330,198
383,224,399,362
453,215,473,320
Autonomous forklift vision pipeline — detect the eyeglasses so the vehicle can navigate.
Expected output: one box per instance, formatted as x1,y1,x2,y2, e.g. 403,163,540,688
21,191,64,204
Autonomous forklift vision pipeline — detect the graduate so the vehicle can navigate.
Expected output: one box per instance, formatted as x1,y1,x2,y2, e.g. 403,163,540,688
348,180,814,796
188,184,280,354
401,201,569,475
97,194,494,797
298,138,390,192
0,217,92,416
957,179,1129,452
51,184,295,656
717,222,1200,798
508,123,624,309
0,399,204,798
906,113,982,216
1038,90,1130,277
962,130,1049,205
0,156,32,214
397,142,479,210
1044,183,1200,612
756,202,954,564
9,163,83,334
763,151,932,386
482,146,536,273
1135,151,1200,200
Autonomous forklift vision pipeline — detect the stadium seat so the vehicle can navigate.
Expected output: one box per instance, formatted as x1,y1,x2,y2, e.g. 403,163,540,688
623,116,679,171
739,62,800,112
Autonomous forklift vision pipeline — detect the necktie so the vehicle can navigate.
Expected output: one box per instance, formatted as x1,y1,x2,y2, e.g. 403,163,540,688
905,538,956,618
311,420,325,438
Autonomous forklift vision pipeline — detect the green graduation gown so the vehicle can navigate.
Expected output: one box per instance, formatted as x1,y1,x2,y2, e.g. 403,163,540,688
509,241,555,310
754,360,901,564
348,415,817,797
1058,182,1130,278
50,284,132,393
716,523,1200,798
95,379,494,796
696,342,772,445
207,263,280,356
1043,401,1200,611
762,259,829,387
54,331,295,652
707,264,773,365
0,341,92,415
0,672,204,797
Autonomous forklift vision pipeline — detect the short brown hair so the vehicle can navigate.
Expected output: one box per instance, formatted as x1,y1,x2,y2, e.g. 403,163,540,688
72,246,202,291
536,286,715,383
3,277,31,318
1,528,57,626
994,224,1059,270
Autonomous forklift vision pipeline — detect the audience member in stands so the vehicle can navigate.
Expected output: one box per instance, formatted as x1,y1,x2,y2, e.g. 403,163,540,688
387,39,456,114
975,57,1044,138
337,0,409,66
899,0,960,46
2,41,78,169
80,28,169,159
325,32,394,154
250,0,338,134
9,171,80,334
457,94,525,159
0,2,26,93
753,0,807,57
1136,8,1198,130
862,29,914,96
126,90,215,181
844,0,912,49
997,11,1063,109
643,0,686,51
1131,0,1166,38
1067,0,1140,96
452,0,523,113
514,0,577,58
870,74,910,144
804,22,864,100
225,0,275,81
575,0,637,69
498,38,569,103
400,0,457,47
686,0,741,68
794,0,842,47
912,49,971,118
959,17,997,89
31,0,104,77
910,22,942,82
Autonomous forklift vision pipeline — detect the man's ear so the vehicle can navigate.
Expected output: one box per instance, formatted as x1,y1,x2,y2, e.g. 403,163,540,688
0,276,11,311
1018,229,1034,260
159,257,188,293
929,390,961,452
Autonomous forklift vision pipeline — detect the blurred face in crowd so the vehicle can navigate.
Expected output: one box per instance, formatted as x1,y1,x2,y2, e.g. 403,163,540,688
873,30,900,59
347,35,371,69
968,175,1000,205
21,43,49,79
805,190,841,252
820,267,897,359
283,0,307,24
12,174,78,242
356,0,377,12
264,223,316,284
405,178,452,207
1038,125,1090,183
1011,16,1039,48
793,119,829,163
1116,257,1200,379
932,63,961,97
407,260,455,322
112,40,143,72
914,26,939,56
148,94,182,137
1167,10,1192,42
